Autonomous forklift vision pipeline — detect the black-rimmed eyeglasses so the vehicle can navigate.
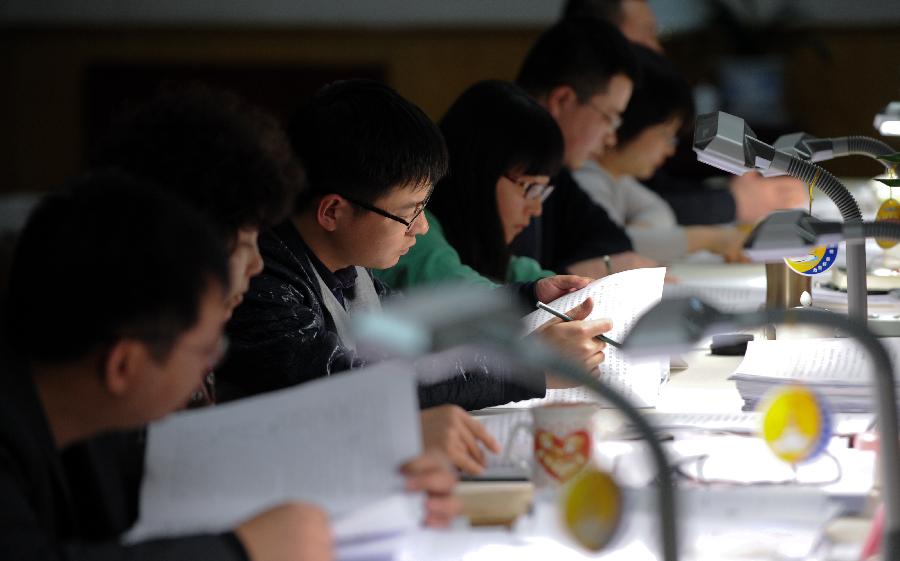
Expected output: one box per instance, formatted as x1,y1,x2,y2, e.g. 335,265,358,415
342,191,432,232
503,175,555,202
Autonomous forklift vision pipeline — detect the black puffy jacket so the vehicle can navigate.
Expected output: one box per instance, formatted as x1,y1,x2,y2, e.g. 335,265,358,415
216,221,545,410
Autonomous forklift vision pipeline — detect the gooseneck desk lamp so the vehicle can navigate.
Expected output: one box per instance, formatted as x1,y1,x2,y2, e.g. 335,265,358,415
693,111,869,321
352,286,679,561
621,296,900,561
743,209,900,262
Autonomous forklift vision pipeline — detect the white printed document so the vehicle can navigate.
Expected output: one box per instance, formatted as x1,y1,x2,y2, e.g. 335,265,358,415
125,362,423,547
640,410,873,437
730,337,900,412
510,267,668,408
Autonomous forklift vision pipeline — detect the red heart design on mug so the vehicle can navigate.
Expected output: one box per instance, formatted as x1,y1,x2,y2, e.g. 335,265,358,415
534,429,591,482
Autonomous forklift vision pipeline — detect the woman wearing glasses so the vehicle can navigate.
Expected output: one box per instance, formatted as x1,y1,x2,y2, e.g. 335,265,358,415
376,80,564,288
575,46,747,263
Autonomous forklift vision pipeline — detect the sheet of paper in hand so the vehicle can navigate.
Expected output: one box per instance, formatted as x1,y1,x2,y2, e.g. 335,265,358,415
508,267,668,408
125,361,422,545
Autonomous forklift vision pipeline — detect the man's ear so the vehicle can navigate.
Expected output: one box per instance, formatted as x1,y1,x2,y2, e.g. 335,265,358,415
102,340,147,397
315,195,350,232
544,85,579,119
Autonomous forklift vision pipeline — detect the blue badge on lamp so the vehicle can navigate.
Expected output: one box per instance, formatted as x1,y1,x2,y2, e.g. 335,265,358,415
784,245,839,276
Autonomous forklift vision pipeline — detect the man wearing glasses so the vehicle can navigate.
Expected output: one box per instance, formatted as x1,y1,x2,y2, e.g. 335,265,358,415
215,80,525,475
513,17,659,278
217,80,612,476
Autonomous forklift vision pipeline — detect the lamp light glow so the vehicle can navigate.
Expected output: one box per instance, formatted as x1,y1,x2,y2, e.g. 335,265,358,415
875,102,900,137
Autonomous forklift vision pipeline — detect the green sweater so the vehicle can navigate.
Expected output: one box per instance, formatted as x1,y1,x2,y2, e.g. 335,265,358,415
374,210,554,290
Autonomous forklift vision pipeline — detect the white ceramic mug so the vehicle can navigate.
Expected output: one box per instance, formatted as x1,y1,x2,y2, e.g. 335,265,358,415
503,403,598,488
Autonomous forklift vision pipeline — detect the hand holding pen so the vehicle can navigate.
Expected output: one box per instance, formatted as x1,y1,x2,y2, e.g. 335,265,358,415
529,298,615,385
536,301,621,348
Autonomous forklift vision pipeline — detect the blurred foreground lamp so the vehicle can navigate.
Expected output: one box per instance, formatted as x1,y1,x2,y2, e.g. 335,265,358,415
743,209,900,262
693,111,868,321
875,102,900,137
621,296,900,561
352,285,678,561
773,132,895,170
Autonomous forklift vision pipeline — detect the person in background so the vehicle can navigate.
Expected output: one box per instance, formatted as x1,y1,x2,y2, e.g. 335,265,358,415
513,17,657,279
94,86,303,322
565,0,662,52
375,80,557,284
375,79,614,376
577,45,748,263
562,0,807,226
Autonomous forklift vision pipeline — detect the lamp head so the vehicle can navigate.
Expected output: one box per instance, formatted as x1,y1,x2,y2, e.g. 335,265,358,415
693,111,780,176
352,283,525,356
693,112,757,175
772,132,837,169
773,132,815,159
621,297,730,356
874,102,900,136
742,210,843,262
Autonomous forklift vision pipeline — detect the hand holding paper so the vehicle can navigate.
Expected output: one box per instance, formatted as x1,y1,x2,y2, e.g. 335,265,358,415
533,297,613,377
420,405,500,475
234,502,333,561
126,362,424,550
534,275,593,303
400,451,462,528
510,267,669,408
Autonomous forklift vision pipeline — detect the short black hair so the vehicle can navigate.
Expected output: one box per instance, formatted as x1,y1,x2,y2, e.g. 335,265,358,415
516,18,639,103
93,85,304,246
563,0,627,23
6,170,230,363
616,45,694,147
430,80,563,281
287,79,448,211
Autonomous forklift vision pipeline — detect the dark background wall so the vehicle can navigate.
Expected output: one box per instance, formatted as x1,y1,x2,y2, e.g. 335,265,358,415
2,0,899,193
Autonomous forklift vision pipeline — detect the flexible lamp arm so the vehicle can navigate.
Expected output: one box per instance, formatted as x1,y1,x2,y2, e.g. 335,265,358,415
746,136,863,222
744,136,868,321
831,136,896,167
622,300,900,561
843,221,900,242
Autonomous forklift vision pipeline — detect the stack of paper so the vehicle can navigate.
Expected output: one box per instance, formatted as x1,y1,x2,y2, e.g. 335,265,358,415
729,338,900,412
507,267,668,408
640,410,873,436
125,362,424,560
812,281,900,317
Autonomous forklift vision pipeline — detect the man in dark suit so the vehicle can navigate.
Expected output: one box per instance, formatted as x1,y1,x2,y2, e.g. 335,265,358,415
0,171,333,561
